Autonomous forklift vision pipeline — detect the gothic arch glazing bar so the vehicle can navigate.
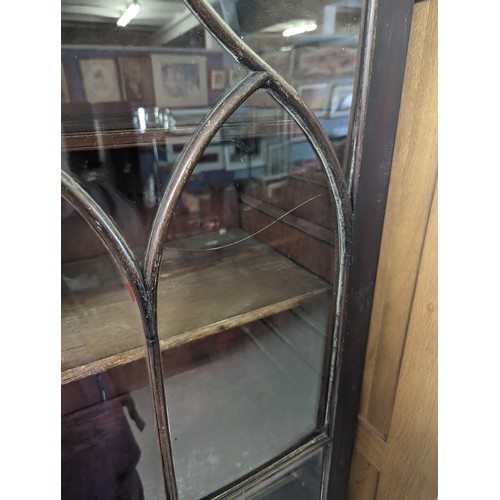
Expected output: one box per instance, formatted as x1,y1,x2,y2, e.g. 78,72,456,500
61,0,356,498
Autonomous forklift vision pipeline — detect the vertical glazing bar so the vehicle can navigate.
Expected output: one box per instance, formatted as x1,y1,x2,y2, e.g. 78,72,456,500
182,0,353,433
143,71,268,499
343,0,379,207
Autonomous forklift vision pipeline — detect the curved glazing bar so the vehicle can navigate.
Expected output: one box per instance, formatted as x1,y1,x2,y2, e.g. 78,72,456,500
183,0,351,224
144,71,268,296
61,170,176,500
183,0,353,433
266,84,352,432
61,170,146,308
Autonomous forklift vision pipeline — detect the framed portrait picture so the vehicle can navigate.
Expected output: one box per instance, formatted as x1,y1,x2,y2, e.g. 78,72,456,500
61,63,70,104
118,56,155,104
211,69,226,90
79,58,122,103
151,54,208,108
298,83,331,116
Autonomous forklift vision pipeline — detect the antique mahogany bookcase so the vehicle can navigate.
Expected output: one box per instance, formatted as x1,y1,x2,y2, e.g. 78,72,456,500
61,0,414,498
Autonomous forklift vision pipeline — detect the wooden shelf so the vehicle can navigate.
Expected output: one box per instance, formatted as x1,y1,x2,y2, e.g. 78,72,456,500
62,229,330,384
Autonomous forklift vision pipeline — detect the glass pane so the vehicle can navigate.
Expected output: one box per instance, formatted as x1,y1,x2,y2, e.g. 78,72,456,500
61,214,165,498
148,97,337,497
62,0,361,498
61,363,165,499
247,447,325,499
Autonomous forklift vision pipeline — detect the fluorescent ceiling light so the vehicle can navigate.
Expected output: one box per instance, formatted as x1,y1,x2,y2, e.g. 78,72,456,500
282,22,317,37
117,1,140,27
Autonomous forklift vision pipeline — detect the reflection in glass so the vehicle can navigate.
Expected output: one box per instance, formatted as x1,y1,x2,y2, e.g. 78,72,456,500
61,362,165,500
164,305,328,499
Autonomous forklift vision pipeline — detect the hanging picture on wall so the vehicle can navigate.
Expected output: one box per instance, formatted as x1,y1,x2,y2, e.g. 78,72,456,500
151,54,208,108
61,63,70,103
118,56,155,104
79,58,122,103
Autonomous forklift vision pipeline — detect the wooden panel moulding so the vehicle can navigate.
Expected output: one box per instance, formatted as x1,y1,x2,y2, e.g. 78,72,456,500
353,417,386,471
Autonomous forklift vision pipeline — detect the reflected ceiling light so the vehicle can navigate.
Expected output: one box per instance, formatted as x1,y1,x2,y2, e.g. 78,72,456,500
117,1,140,27
282,22,317,37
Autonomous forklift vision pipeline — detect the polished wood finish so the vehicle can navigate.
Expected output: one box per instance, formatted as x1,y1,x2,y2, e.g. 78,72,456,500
346,0,438,497
62,229,330,384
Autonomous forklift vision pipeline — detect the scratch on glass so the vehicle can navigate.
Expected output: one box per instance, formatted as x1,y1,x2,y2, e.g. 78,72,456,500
166,192,325,252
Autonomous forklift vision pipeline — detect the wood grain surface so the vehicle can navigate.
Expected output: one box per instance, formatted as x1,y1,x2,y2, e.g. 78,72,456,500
376,184,437,499
359,0,438,436
347,0,438,498
62,229,330,383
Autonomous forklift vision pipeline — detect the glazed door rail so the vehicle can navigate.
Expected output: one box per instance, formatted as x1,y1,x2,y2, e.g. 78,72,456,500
61,0,353,498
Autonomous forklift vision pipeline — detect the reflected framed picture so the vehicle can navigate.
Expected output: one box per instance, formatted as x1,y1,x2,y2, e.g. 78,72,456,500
118,56,155,104
151,54,208,108
330,84,354,117
79,58,122,103
294,43,357,79
61,63,70,103
298,83,331,116
211,69,226,90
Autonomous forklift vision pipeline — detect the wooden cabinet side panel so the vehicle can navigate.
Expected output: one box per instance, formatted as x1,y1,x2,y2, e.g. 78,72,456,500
375,184,438,500
347,1,438,498
346,449,380,500
359,0,438,435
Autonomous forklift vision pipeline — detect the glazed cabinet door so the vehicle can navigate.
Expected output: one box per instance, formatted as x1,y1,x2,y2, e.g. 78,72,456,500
61,0,414,498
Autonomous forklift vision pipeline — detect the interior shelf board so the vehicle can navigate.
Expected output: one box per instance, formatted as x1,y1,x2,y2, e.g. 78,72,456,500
62,229,331,384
